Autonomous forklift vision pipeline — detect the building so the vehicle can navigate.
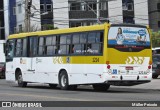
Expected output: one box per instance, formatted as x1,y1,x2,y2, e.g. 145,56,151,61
54,0,149,28
0,0,6,64
0,0,5,40
4,0,41,38
148,0,160,31
53,0,109,28
40,0,54,30
4,0,157,38
16,0,41,33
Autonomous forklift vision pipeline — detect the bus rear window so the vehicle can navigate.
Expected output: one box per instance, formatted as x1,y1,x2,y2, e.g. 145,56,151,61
108,26,150,47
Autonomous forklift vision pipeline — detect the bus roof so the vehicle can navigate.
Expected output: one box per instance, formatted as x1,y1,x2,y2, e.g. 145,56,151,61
8,23,110,39
111,24,148,28
8,23,148,39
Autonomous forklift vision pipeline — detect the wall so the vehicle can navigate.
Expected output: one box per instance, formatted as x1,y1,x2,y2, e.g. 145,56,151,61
30,0,41,31
16,0,25,31
4,0,10,38
134,0,149,25
108,0,123,24
0,0,5,40
148,0,160,31
16,0,41,32
53,0,69,28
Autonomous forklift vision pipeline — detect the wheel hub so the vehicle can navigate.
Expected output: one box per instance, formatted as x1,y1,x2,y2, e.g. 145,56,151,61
18,75,23,83
61,75,67,87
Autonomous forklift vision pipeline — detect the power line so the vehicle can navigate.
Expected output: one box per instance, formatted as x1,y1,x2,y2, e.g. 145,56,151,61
2,0,149,13
5,0,156,30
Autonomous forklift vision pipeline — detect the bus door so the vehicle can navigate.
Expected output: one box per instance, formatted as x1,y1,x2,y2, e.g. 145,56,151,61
27,37,38,72
5,40,14,80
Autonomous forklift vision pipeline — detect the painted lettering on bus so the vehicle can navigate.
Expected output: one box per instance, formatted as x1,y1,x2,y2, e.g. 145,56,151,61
53,57,63,64
92,58,99,63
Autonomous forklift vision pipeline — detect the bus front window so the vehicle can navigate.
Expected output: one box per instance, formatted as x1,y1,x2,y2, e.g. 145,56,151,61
6,40,14,61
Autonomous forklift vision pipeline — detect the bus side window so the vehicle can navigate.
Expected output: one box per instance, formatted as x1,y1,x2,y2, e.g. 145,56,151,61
6,40,14,62
96,32,103,54
80,33,87,54
86,31,103,54
22,38,27,57
59,35,67,55
15,39,23,57
38,37,45,56
87,32,96,54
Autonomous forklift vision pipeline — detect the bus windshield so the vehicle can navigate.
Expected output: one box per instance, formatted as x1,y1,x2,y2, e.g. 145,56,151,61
108,26,151,50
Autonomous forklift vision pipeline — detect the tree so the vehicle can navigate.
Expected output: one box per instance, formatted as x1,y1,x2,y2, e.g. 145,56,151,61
42,24,58,30
151,31,160,47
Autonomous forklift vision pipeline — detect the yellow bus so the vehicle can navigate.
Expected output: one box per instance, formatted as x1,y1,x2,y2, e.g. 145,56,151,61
5,23,152,91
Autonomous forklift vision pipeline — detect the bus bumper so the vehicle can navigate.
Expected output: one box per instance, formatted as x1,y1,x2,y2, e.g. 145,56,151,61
107,80,151,86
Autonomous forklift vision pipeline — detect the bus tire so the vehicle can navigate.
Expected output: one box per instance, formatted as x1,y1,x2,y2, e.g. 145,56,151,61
59,70,70,90
92,84,110,91
49,84,57,88
17,71,27,87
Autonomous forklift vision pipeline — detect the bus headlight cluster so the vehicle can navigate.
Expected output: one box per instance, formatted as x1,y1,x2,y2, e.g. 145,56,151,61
145,69,150,74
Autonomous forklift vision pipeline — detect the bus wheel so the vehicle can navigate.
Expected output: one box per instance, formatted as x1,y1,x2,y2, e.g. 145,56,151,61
59,71,69,90
49,84,57,88
92,84,110,91
17,71,27,87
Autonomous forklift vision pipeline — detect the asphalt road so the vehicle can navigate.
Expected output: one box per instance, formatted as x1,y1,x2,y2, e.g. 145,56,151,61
0,79,160,110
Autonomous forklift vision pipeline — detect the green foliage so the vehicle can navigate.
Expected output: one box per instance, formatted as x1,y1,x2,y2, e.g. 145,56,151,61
42,24,58,30
151,31,160,47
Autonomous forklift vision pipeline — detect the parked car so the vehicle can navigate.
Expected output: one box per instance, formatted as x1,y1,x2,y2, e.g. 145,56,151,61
152,47,160,55
0,63,5,79
152,54,160,78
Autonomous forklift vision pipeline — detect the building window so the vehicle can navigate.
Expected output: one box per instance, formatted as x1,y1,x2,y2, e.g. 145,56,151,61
40,4,45,13
14,27,17,34
13,7,16,15
19,24,23,32
100,2,107,10
158,21,160,28
127,3,133,11
157,3,160,10
46,4,52,12
122,3,127,10
88,2,97,10
81,3,86,11
122,0,134,11
18,4,22,13
70,22,82,27
123,17,135,24
70,3,81,11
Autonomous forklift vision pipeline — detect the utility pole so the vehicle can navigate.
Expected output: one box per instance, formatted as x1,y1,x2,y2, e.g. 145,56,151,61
97,0,100,24
25,0,32,32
